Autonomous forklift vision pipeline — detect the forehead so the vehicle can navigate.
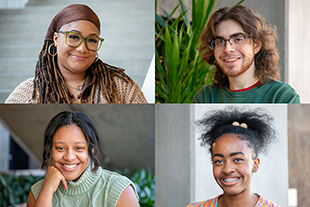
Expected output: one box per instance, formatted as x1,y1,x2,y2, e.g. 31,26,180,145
212,133,253,156
53,125,87,144
60,20,100,35
215,19,245,38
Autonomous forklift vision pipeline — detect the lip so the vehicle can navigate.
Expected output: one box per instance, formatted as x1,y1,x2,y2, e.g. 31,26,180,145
60,163,80,171
220,177,241,186
222,57,241,64
71,54,88,60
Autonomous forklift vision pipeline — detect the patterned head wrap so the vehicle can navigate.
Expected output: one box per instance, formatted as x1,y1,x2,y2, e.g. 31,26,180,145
45,4,100,41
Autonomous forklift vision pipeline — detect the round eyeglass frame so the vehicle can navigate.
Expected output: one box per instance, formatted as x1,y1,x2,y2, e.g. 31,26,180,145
58,30,104,52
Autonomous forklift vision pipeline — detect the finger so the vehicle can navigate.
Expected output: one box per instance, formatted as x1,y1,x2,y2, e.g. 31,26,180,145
61,176,67,190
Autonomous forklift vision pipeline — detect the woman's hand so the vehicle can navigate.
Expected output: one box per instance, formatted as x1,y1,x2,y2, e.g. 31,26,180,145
41,165,67,193
27,166,67,207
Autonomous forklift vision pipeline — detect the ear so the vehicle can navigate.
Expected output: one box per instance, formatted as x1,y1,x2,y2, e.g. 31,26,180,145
254,40,261,54
53,32,59,47
252,157,260,173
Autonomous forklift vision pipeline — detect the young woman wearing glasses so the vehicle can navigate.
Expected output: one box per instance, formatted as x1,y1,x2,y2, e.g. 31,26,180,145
5,4,147,103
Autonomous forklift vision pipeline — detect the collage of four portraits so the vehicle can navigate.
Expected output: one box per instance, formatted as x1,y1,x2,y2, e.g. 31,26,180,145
0,0,309,207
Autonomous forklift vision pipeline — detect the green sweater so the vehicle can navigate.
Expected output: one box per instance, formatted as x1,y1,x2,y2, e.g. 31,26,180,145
193,80,300,103
31,166,137,207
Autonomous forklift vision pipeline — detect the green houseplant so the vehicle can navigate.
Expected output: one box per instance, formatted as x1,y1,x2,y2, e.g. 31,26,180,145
155,0,244,103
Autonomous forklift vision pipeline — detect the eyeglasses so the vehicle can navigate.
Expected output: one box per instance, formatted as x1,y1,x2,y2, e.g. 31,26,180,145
58,31,104,51
210,34,250,50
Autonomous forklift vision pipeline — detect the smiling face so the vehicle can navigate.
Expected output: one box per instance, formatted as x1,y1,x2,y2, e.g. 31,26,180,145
53,20,100,76
214,19,261,78
51,125,89,181
211,133,260,196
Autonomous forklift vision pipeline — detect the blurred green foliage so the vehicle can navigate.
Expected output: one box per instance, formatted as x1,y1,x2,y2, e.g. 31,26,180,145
0,173,44,207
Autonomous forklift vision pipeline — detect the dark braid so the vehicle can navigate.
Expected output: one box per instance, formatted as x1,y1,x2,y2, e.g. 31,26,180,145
33,40,131,103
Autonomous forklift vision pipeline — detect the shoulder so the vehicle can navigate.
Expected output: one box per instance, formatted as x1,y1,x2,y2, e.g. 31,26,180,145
186,196,218,207
262,80,300,103
5,78,36,103
30,179,45,200
255,193,280,207
193,84,222,103
112,76,147,103
100,169,136,191
99,169,138,206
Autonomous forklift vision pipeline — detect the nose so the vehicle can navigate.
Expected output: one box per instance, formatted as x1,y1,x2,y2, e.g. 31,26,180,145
223,40,235,53
76,40,88,53
222,161,235,174
64,149,76,161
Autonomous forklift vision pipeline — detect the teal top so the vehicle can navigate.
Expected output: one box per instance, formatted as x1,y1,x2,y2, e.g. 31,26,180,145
31,166,138,207
193,79,300,103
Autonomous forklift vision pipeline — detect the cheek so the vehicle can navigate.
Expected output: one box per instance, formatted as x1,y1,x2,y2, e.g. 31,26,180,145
213,166,221,178
214,50,221,61
50,150,61,164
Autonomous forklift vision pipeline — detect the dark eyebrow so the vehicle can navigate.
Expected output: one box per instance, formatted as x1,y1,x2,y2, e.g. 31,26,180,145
215,32,246,39
69,29,98,37
213,151,245,158
213,153,224,158
54,141,86,144
230,151,245,157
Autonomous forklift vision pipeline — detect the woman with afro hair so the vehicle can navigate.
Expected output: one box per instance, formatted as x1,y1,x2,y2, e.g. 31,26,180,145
187,107,280,207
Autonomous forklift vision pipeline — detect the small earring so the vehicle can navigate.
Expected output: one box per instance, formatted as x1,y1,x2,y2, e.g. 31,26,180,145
95,53,99,62
48,43,57,57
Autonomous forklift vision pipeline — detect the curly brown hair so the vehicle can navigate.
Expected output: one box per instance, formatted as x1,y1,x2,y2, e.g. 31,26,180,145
198,5,281,87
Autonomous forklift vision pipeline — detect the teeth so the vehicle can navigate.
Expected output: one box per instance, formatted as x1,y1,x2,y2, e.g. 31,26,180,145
224,58,238,62
223,178,239,183
64,164,77,169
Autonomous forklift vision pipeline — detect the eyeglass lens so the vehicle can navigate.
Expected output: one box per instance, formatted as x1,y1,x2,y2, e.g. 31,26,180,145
67,32,101,51
212,35,247,50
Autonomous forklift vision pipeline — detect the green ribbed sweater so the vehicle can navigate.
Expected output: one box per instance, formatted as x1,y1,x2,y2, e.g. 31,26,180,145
193,79,300,103
31,166,137,207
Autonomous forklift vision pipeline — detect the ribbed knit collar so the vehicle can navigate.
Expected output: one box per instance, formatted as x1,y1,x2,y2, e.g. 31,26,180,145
58,166,102,196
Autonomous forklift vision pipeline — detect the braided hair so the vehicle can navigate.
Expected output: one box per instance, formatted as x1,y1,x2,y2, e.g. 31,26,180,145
33,40,131,103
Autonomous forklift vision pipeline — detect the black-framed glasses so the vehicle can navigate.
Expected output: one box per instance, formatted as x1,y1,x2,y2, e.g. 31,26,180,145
210,34,250,50
58,30,104,51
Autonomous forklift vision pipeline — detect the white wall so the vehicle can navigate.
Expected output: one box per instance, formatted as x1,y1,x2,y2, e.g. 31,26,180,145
0,0,28,8
288,0,310,103
156,104,288,207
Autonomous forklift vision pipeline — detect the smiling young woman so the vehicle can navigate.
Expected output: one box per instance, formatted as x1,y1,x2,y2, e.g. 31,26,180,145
186,107,279,207
26,111,139,207
5,4,147,103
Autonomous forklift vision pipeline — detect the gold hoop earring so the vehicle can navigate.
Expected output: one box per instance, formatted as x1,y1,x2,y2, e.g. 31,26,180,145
95,53,99,62
48,43,57,57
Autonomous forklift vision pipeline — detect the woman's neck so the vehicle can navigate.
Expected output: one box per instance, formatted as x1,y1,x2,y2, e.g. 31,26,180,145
59,68,87,103
218,191,258,207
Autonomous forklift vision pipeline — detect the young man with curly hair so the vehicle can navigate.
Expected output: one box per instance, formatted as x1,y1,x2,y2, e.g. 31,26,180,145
193,5,299,103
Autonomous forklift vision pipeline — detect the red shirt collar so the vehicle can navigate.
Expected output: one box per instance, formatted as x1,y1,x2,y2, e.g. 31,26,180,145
227,80,260,92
